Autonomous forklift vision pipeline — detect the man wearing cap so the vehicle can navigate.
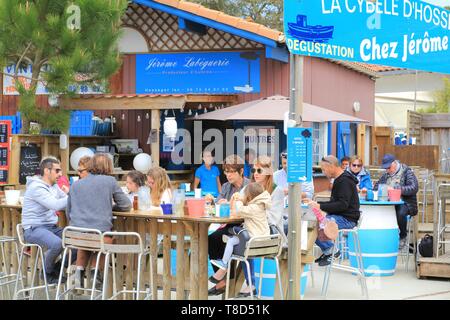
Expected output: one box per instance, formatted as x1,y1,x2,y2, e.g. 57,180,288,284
374,154,418,249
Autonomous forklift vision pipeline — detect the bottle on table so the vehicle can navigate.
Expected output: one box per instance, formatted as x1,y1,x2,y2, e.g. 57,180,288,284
133,195,138,211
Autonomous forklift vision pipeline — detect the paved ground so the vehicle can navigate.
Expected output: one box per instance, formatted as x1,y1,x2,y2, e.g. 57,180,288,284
2,256,449,300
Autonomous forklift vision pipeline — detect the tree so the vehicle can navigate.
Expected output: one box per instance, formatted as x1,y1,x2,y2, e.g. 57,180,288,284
0,0,128,133
420,77,450,113
192,0,283,31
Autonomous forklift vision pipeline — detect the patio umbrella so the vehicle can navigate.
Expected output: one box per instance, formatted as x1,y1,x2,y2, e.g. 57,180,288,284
189,95,369,123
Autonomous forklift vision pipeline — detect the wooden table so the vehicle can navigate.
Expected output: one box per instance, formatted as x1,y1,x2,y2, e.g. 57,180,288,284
0,204,243,300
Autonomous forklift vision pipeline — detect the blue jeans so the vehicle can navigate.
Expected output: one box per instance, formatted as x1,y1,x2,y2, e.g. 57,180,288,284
395,204,410,239
24,224,63,274
315,215,357,256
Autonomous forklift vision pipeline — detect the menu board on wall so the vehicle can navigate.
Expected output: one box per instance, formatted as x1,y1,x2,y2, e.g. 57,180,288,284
0,120,11,185
19,145,41,185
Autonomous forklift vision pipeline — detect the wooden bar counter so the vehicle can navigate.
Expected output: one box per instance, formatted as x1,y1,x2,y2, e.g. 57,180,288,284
0,204,243,300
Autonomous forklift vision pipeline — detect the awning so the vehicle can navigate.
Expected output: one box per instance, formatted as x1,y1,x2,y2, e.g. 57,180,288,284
189,95,369,123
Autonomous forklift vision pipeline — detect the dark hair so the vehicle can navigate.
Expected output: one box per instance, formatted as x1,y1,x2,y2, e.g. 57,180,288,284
39,156,60,176
223,154,245,175
340,156,351,163
126,170,146,187
245,148,255,156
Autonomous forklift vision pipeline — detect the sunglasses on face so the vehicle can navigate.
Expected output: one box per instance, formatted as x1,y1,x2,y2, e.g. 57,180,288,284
281,153,287,159
251,168,264,174
351,164,362,168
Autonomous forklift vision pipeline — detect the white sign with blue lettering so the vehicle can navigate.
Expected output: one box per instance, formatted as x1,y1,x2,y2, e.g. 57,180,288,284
287,127,313,183
284,0,450,74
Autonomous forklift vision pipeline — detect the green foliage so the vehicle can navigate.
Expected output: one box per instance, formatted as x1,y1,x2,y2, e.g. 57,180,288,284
0,0,128,132
419,77,450,114
192,0,283,31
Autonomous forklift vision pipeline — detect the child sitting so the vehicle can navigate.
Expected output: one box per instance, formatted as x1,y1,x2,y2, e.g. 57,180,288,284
210,182,271,290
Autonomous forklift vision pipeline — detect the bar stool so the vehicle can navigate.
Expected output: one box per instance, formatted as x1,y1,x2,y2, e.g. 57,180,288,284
321,221,369,300
55,226,103,300
400,215,416,272
13,224,54,300
436,183,450,258
224,232,283,300
0,236,20,299
100,231,153,300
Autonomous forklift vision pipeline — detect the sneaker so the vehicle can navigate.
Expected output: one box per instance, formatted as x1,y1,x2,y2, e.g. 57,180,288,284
399,238,407,250
318,250,341,267
42,272,66,285
315,254,326,263
210,259,228,270
74,269,85,289
315,250,340,264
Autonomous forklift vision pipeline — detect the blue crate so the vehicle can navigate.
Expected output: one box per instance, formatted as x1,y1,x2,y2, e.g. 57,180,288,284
69,111,94,136
0,112,22,134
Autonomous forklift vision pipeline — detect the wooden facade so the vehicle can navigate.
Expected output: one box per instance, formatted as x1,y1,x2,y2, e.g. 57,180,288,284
0,2,375,159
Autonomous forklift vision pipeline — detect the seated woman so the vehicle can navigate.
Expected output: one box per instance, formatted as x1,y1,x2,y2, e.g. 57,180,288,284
147,167,173,206
210,182,271,297
67,153,131,289
125,170,148,203
347,155,372,193
193,150,222,196
77,156,91,179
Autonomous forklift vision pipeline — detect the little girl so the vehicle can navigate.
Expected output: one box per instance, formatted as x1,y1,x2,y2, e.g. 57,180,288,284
210,183,271,285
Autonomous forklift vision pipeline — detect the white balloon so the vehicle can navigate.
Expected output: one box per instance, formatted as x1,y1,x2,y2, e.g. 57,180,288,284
70,147,94,171
133,153,152,172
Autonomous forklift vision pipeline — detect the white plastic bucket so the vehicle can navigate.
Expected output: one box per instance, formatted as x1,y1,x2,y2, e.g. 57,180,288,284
5,190,20,205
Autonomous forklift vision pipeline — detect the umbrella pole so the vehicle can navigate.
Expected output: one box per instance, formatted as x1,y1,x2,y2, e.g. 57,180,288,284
287,54,304,300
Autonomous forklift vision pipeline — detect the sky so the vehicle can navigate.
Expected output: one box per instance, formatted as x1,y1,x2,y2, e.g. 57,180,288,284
423,0,449,7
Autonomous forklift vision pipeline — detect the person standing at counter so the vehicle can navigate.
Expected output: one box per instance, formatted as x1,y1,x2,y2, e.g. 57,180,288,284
374,154,418,249
68,153,131,289
22,156,70,284
347,155,372,193
306,155,360,266
193,150,222,195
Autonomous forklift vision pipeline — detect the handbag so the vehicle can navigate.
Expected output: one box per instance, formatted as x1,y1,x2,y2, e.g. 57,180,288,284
418,234,433,257
317,218,339,242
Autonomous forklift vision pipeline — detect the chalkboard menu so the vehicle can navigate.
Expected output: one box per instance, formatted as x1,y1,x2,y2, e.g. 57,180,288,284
19,145,41,185
0,123,8,143
0,170,7,183
0,147,7,166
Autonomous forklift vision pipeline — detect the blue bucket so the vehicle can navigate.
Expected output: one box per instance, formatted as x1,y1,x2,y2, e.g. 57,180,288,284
170,249,214,276
348,229,399,277
254,259,310,299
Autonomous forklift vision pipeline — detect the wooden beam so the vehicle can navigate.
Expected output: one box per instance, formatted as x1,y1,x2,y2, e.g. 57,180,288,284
61,96,186,110
151,109,160,167
185,95,238,104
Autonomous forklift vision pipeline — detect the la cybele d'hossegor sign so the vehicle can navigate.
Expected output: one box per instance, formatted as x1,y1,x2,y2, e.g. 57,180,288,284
284,0,450,74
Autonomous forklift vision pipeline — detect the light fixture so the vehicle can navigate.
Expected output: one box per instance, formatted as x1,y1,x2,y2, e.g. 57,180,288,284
121,114,125,120
194,111,198,118
163,117,178,141
198,103,202,110
145,113,149,119
164,109,168,116
180,106,184,114
137,115,141,122
209,103,213,110
188,109,192,116
48,94,59,108
353,101,361,112
203,106,208,113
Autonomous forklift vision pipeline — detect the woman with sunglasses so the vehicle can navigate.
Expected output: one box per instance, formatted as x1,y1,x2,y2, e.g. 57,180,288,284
347,155,373,193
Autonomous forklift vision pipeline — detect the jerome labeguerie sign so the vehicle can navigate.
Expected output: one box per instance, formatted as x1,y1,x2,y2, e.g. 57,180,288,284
284,0,450,74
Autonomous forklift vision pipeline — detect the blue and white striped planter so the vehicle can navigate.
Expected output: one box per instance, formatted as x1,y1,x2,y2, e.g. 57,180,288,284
254,259,310,299
348,204,399,277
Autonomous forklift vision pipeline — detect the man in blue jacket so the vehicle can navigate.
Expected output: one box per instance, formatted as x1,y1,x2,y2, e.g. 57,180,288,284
22,157,69,284
374,154,418,249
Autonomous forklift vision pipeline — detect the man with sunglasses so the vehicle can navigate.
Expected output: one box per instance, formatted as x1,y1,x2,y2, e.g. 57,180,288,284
22,156,70,284
305,155,360,266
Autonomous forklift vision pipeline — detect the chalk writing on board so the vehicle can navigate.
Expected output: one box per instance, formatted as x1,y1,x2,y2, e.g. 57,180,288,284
19,145,41,184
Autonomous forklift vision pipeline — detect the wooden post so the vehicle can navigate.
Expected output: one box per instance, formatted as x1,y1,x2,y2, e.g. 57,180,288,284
60,134,70,174
151,110,160,167
176,221,185,300
9,135,20,185
287,53,303,300
357,124,366,164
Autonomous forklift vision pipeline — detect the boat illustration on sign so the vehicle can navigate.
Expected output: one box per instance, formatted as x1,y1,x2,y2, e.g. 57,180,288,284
288,15,334,43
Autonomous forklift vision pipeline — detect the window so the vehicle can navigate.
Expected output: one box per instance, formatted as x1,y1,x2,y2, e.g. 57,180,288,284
312,122,328,165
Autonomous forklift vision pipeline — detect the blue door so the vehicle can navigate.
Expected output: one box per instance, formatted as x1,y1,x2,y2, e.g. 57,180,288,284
337,122,350,160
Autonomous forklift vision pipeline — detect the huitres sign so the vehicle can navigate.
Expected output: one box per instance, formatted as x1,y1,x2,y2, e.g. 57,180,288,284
284,0,450,74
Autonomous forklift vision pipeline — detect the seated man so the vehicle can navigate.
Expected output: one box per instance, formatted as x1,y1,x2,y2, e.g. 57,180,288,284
374,154,418,249
306,155,360,266
22,157,69,284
